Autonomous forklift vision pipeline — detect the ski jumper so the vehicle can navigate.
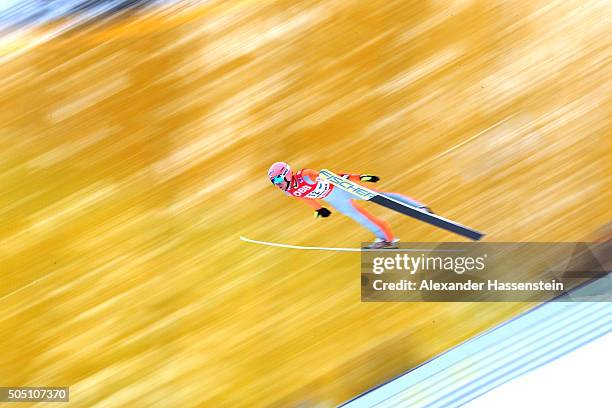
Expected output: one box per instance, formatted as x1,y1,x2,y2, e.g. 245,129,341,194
286,169,425,241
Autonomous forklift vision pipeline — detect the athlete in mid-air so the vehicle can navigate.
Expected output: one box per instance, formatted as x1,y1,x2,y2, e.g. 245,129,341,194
268,162,433,249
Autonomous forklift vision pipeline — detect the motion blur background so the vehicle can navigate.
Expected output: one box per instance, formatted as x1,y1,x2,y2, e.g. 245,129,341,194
1,0,610,406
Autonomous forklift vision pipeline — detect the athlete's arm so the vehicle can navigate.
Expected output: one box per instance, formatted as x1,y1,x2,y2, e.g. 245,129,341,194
340,173,362,182
300,168,319,180
303,168,373,182
338,172,379,182
303,168,377,182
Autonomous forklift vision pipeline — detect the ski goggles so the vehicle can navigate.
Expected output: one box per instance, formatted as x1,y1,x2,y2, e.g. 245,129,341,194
271,175,285,185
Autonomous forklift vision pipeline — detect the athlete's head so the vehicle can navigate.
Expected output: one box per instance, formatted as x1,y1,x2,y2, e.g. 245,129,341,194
268,162,292,191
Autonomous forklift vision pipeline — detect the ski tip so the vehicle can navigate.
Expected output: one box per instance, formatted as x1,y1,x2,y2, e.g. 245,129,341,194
472,231,486,241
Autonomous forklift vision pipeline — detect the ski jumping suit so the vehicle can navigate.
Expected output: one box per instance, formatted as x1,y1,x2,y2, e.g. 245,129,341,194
285,169,425,241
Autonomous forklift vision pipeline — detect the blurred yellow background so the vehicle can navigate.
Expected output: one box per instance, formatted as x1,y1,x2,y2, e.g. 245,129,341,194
0,0,610,406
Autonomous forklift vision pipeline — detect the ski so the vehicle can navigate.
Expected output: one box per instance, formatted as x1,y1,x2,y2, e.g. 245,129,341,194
319,169,485,241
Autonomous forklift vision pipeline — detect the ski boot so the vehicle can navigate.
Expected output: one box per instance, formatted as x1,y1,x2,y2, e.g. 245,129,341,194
364,239,399,250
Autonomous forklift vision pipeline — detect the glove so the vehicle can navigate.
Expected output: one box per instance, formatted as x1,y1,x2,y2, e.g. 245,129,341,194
359,174,380,183
314,207,332,218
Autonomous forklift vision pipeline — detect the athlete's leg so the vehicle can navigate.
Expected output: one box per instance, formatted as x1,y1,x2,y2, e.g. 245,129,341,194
324,189,393,241
350,200,394,241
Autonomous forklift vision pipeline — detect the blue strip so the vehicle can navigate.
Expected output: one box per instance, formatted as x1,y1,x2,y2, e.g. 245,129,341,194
342,275,612,408
0,0,175,30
